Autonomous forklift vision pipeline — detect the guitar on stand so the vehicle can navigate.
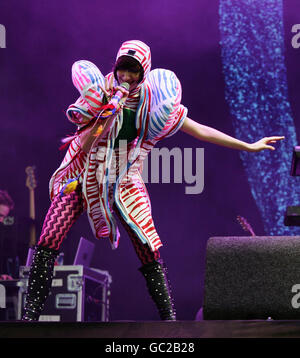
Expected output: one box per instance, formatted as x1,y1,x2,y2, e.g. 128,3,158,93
25,166,37,265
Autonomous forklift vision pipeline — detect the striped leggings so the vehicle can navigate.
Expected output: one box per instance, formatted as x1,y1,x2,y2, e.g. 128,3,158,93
38,189,160,265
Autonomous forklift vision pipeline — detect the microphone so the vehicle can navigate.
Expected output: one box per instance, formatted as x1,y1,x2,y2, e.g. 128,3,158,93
99,82,130,119
110,82,130,108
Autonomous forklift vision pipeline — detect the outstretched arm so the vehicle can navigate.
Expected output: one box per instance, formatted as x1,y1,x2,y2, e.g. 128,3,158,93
180,117,284,152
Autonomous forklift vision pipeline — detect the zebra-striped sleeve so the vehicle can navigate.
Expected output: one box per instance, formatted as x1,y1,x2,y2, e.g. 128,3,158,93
66,96,96,127
163,104,188,138
146,69,188,140
66,60,106,127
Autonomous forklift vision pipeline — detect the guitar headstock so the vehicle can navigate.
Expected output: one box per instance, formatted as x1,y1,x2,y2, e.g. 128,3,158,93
25,166,37,191
237,215,255,236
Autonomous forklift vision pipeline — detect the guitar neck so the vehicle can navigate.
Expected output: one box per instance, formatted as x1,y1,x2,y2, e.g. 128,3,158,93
28,188,36,247
29,189,35,220
26,166,37,248
248,227,256,236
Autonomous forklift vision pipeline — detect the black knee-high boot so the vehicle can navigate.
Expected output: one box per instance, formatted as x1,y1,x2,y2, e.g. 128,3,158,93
22,245,59,321
139,259,176,321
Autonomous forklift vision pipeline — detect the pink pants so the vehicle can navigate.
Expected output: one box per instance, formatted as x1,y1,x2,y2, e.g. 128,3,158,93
38,189,160,265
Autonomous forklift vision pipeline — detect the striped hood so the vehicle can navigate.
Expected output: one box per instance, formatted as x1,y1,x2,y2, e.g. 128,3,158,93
116,40,151,88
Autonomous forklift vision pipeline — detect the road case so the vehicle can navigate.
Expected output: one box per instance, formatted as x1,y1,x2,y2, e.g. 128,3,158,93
0,280,21,320
18,265,112,322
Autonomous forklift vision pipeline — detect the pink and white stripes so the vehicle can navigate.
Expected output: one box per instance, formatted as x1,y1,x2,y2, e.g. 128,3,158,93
49,41,187,252
116,40,151,80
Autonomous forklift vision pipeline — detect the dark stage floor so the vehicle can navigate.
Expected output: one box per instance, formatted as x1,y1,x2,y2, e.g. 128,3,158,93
1,320,300,338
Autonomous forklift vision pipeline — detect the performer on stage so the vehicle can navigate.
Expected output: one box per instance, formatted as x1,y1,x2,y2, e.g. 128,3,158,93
0,190,15,280
0,190,14,225
22,40,284,321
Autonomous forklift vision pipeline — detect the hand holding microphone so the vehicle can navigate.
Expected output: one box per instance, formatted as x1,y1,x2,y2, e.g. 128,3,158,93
99,82,129,119
110,82,130,107
79,82,130,152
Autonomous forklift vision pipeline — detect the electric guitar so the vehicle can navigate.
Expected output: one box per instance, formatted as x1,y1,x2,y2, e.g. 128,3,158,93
25,166,37,248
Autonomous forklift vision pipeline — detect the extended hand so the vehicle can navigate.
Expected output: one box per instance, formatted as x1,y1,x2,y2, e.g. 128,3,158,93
248,136,285,152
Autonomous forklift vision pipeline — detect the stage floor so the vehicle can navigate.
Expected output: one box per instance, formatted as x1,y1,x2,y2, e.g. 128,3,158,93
1,320,300,338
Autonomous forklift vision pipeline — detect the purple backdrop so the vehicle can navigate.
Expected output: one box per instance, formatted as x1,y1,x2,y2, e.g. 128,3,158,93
0,0,299,321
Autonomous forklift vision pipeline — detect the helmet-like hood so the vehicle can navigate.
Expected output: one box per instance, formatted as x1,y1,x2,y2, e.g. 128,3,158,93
115,40,151,85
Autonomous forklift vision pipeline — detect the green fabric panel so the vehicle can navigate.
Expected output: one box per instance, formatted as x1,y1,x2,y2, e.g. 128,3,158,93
114,108,137,148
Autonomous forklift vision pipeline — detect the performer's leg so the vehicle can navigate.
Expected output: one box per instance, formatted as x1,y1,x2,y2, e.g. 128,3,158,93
114,207,176,321
22,189,84,321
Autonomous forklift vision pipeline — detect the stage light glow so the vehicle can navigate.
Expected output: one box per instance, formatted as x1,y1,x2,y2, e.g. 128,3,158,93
219,0,300,235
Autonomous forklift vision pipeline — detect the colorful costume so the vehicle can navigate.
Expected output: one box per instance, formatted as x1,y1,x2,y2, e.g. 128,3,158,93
49,40,187,252
22,40,187,321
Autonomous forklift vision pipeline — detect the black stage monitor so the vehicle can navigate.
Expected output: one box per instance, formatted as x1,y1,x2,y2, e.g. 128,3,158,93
291,146,300,176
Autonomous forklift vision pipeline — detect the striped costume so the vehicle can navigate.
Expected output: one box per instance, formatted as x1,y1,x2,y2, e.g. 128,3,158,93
42,40,187,256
